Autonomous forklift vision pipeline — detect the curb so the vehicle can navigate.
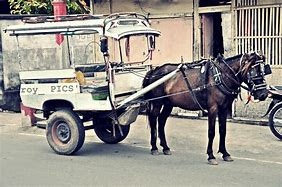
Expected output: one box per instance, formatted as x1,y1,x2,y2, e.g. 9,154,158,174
169,113,268,126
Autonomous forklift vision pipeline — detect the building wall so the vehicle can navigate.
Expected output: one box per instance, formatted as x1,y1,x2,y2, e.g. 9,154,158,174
150,17,193,64
0,19,23,110
1,19,101,90
94,0,194,64
232,0,282,117
94,0,193,15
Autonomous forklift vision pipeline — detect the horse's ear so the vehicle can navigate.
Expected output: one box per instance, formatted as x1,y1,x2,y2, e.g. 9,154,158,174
243,52,250,60
256,51,266,61
216,53,223,62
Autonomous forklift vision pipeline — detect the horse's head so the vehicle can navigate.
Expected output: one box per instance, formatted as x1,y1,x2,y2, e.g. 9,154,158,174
239,52,271,101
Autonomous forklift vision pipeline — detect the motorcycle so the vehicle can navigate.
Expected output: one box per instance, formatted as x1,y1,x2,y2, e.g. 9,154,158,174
265,85,282,140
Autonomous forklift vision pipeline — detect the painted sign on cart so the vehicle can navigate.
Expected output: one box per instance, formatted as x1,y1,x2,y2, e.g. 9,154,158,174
20,83,80,95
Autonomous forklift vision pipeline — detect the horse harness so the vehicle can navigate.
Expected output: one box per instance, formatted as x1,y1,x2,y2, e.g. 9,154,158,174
179,61,209,112
210,60,241,97
179,58,242,112
139,53,269,109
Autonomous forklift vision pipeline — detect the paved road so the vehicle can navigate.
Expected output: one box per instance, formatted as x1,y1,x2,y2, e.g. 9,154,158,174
0,112,281,186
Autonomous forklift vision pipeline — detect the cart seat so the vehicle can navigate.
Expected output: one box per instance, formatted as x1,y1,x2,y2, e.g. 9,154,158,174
75,64,106,75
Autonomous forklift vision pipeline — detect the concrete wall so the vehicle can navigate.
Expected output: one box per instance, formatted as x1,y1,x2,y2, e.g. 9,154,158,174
221,12,233,57
0,19,23,111
151,17,193,64
94,0,193,15
1,19,98,90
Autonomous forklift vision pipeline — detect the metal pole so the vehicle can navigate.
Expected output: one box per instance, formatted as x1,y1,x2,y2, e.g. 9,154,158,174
90,0,95,14
109,0,112,14
52,0,67,45
52,0,68,68
117,64,183,108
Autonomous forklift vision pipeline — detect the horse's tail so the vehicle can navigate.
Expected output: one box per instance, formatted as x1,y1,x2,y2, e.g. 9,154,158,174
142,68,155,88
142,68,157,123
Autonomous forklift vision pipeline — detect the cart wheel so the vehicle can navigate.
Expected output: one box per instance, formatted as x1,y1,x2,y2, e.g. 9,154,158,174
94,119,130,144
46,110,85,155
269,102,282,140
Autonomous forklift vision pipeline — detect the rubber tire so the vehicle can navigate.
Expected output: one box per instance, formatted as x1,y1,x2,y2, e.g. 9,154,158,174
269,102,282,140
94,119,130,144
46,110,85,155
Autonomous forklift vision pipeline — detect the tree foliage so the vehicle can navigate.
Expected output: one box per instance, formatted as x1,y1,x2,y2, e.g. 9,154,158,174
8,0,87,15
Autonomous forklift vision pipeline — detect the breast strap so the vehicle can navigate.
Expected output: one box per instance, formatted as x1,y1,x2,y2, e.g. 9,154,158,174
210,63,239,97
179,65,207,112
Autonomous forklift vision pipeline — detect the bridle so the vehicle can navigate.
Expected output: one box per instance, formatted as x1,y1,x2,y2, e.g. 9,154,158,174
211,53,271,97
236,53,270,95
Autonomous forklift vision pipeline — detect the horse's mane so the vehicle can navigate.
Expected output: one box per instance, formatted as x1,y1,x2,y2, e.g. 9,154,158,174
142,59,208,88
224,54,243,63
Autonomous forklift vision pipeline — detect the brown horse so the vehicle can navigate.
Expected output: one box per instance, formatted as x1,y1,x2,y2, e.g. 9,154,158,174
142,52,270,165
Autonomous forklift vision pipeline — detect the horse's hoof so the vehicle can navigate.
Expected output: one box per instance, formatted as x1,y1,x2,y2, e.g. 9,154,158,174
151,150,159,155
223,156,234,162
208,159,218,165
163,149,172,155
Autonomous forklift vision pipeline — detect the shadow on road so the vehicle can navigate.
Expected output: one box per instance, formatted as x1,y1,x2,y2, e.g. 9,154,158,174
78,142,150,156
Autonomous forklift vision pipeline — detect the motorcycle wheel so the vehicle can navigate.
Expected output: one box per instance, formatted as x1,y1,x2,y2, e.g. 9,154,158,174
269,102,282,140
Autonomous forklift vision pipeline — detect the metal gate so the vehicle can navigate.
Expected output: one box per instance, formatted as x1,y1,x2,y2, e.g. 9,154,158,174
234,3,282,67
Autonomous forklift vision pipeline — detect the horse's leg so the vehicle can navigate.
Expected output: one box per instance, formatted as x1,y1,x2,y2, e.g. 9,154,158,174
218,107,234,162
158,105,173,155
148,102,162,155
207,106,218,165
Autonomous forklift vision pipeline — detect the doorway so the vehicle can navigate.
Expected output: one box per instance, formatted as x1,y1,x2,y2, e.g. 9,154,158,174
201,12,224,58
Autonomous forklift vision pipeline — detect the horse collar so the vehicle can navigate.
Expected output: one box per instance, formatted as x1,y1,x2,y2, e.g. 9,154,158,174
211,64,240,96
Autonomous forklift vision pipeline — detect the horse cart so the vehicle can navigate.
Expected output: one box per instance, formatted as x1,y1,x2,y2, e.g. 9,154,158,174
5,13,184,155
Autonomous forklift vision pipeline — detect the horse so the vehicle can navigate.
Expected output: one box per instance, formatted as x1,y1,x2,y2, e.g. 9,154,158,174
142,52,270,165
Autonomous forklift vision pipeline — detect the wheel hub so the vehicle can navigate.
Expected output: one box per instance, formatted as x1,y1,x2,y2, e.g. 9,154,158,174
56,122,70,143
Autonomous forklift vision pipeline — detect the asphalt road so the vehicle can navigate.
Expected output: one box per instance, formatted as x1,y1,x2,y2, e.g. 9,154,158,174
0,112,281,187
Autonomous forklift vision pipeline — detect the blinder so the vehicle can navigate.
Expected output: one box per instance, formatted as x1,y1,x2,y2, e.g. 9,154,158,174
247,58,271,97
264,64,272,75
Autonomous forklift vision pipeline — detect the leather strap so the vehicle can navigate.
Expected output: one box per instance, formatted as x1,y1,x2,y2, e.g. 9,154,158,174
180,65,207,112
210,63,239,97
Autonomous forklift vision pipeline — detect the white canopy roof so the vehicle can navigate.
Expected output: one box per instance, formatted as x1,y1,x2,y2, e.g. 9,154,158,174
5,19,105,36
106,25,160,39
5,13,160,39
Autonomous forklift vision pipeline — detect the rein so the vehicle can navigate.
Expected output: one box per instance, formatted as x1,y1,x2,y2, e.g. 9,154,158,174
128,81,218,107
210,55,251,96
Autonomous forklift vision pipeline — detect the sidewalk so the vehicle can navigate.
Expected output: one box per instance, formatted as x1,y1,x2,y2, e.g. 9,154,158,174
171,112,268,126
0,110,269,131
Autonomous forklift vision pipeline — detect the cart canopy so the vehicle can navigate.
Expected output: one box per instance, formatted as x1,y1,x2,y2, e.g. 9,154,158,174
4,13,160,39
